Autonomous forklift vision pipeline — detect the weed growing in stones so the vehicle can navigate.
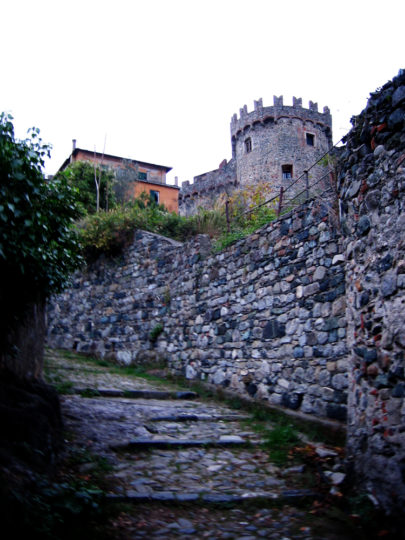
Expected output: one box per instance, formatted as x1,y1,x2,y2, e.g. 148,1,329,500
54,380,75,394
262,424,301,465
149,323,164,343
48,348,345,449
226,397,244,410
79,388,101,398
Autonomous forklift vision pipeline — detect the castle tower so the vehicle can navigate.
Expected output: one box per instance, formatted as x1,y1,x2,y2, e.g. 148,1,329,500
178,95,333,215
230,96,332,193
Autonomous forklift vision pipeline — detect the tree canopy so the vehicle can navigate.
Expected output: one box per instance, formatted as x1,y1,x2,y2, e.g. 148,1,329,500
58,160,115,214
0,113,83,298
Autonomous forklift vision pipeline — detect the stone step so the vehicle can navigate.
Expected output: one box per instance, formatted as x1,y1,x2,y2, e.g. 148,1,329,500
45,363,78,371
149,413,250,422
105,488,319,505
72,387,198,400
111,435,251,451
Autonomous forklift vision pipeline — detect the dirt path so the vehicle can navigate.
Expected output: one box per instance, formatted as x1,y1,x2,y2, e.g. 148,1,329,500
45,349,366,539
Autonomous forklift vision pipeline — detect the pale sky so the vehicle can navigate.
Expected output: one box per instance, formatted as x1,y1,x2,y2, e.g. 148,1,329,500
2,0,404,185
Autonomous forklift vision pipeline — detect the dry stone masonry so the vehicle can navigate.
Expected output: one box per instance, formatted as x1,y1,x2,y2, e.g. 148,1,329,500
48,198,347,422
231,96,332,188
47,70,405,517
339,69,405,516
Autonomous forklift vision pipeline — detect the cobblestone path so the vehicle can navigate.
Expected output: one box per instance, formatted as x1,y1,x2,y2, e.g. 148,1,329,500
45,349,360,539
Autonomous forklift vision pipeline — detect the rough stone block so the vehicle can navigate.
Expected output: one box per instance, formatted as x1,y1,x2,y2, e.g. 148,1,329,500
326,403,347,421
313,266,327,281
277,378,290,390
263,320,286,339
281,392,303,410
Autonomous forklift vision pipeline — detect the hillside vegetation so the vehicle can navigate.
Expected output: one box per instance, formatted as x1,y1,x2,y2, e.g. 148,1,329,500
77,184,279,261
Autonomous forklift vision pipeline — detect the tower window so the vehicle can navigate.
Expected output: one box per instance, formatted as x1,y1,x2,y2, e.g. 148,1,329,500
306,133,315,146
150,190,160,203
282,164,293,179
244,137,252,153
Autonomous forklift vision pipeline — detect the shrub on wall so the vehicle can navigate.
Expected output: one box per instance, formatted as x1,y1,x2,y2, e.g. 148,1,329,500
77,194,198,261
77,205,138,260
212,183,279,250
77,183,280,261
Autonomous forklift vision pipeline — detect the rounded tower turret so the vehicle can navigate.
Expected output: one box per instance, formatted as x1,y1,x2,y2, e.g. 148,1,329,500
230,96,333,193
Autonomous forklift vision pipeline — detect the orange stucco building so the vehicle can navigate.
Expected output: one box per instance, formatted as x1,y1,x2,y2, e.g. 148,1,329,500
58,143,180,213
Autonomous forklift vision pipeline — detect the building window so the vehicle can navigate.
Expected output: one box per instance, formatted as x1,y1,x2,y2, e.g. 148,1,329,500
282,164,293,179
245,137,252,153
306,133,315,146
138,171,147,180
150,190,160,204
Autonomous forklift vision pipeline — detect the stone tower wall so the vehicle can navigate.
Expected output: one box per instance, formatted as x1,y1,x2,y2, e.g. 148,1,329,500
179,159,237,216
179,96,333,215
231,96,333,197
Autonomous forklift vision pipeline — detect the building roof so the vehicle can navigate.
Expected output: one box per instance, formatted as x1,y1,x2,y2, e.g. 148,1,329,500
58,147,173,175
136,178,180,190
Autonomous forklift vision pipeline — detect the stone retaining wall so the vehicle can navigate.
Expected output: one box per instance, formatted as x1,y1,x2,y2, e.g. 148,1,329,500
48,197,347,421
47,69,405,516
339,69,405,515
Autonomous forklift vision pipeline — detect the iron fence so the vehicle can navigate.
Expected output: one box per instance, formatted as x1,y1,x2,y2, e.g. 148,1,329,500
225,136,345,232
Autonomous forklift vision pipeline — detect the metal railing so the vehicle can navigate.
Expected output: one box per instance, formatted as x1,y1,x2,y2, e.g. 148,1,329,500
225,136,344,232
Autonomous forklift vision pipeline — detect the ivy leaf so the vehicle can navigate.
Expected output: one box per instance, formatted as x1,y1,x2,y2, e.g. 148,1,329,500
0,112,82,296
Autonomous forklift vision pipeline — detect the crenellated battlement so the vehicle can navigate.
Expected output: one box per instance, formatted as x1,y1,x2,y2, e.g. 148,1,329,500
180,93,333,215
231,96,332,138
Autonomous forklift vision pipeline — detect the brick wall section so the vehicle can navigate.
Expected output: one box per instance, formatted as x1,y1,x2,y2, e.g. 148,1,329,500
339,70,405,515
48,198,347,421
